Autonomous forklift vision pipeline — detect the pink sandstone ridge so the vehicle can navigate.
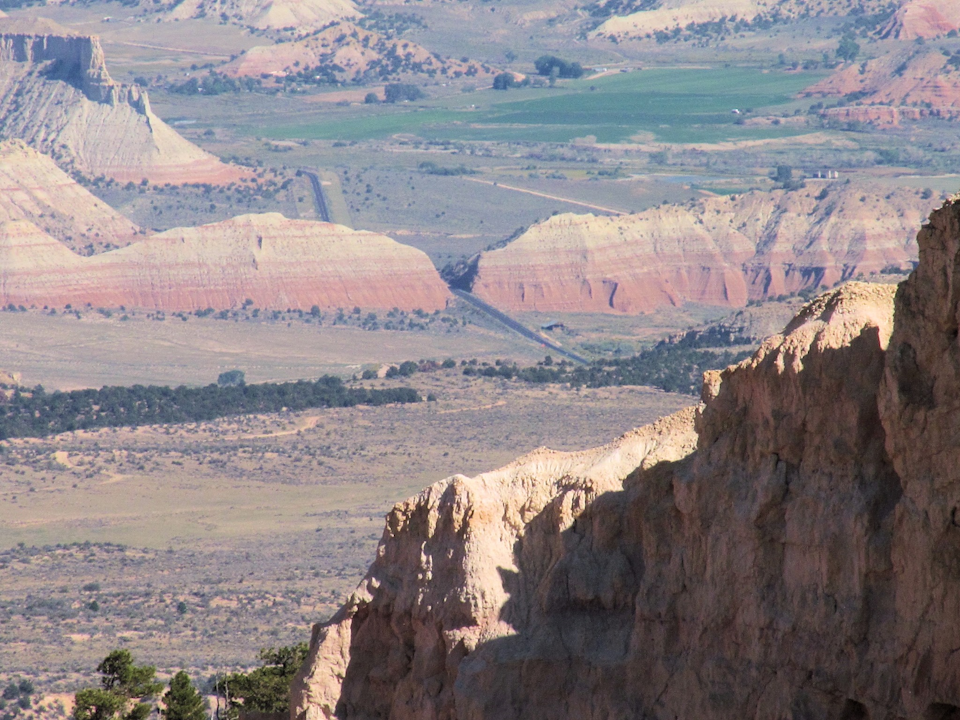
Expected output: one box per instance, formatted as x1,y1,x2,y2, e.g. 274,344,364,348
468,182,927,314
0,213,451,312
291,194,960,719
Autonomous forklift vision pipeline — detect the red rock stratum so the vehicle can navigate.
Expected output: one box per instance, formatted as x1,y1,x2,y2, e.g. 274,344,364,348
292,195,960,719
806,48,960,123
0,213,451,312
468,182,927,314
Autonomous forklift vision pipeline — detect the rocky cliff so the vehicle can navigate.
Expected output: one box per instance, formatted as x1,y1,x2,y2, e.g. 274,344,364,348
0,139,141,254
0,213,451,311
468,182,926,314
293,195,960,719
0,19,241,183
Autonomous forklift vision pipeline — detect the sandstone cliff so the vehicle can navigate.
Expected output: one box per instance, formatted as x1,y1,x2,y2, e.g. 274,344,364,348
806,48,960,123
223,22,495,85
0,139,140,253
469,182,926,314
294,195,960,719
0,213,451,312
0,19,241,183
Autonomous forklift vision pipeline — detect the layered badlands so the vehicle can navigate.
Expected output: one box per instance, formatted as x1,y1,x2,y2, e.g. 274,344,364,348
158,0,358,31
0,140,140,253
593,0,895,40
806,48,960,124
880,0,960,39
0,19,240,183
469,182,927,314
0,213,451,312
223,22,495,85
293,196,960,718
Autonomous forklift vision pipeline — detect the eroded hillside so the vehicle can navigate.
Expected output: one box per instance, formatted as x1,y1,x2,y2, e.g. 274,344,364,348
465,182,927,314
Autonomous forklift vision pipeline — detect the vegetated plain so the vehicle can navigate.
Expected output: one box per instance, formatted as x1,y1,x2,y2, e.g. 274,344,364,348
260,67,827,144
0,372,692,681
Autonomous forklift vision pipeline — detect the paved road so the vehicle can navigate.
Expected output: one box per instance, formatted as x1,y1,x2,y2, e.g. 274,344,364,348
302,170,331,222
452,290,589,365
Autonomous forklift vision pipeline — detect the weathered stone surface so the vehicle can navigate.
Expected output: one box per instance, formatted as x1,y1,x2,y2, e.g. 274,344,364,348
881,0,960,39
470,183,927,314
806,48,960,121
0,213,451,311
223,21,495,85
161,0,358,31
0,18,242,183
592,0,893,40
292,409,699,720
294,197,960,718
0,139,141,253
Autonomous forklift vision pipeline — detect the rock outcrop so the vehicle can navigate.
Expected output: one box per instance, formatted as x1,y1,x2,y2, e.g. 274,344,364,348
223,22,495,85
159,0,358,31
468,183,927,314
880,0,960,39
0,19,241,183
294,195,960,719
0,213,451,311
0,139,140,253
805,48,960,122
592,0,892,40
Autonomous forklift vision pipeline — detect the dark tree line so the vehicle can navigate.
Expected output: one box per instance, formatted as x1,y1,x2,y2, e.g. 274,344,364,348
0,377,420,440
463,332,753,396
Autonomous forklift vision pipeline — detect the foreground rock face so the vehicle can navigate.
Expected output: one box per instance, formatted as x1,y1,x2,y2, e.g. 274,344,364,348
470,183,927,314
294,197,960,718
0,19,240,183
0,213,451,311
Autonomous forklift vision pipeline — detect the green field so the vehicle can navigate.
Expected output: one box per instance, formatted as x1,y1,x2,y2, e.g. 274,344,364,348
263,67,827,145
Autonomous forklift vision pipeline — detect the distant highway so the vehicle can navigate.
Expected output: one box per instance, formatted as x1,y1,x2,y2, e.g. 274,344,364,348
451,290,589,365
302,170,331,222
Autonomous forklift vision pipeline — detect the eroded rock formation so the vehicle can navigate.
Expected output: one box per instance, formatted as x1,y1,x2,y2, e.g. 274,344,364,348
0,213,451,312
0,18,241,183
469,182,927,314
0,139,141,253
223,22,495,85
592,0,892,40
880,0,960,39
294,196,960,718
806,48,960,122
159,0,358,31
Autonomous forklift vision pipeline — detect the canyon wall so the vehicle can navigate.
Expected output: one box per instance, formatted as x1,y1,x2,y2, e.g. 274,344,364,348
0,213,451,312
470,182,926,314
0,19,241,183
294,197,960,718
